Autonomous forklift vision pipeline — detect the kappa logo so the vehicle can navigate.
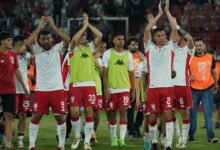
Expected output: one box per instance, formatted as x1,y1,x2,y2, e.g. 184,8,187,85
81,53,89,58
114,59,125,65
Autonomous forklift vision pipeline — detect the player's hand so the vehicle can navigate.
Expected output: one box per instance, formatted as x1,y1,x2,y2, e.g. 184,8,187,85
165,0,170,12
38,16,47,30
135,99,140,110
189,75,195,81
146,13,154,23
171,70,176,79
158,1,163,16
104,90,110,102
212,83,219,94
23,86,30,95
82,13,89,27
130,89,135,102
93,51,102,59
47,16,56,29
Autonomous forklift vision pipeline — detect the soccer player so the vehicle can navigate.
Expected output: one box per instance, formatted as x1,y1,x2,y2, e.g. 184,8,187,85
13,35,32,148
91,41,107,143
69,13,103,150
135,60,150,150
0,31,29,150
172,29,194,148
127,37,145,138
62,51,72,141
143,1,178,149
25,16,70,150
102,32,135,147
164,0,194,148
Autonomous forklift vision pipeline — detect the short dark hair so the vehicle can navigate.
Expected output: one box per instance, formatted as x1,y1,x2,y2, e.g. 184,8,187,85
152,27,165,36
126,37,138,46
113,32,124,38
0,31,12,45
37,30,51,43
14,35,25,44
194,37,204,43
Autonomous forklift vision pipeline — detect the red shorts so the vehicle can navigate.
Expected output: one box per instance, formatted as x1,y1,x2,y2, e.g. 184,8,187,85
174,86,192,109
109,92,130,111
94,95,103,111
102,96,109,110
33,90,67,114
69,85,97,107
140,101,148,114
16,94,31,113
147,87,175,114
64,90,70,105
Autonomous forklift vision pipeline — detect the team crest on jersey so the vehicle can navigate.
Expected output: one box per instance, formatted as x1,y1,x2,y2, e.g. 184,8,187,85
151,104,156,111
34,103,38,111
109,102,113,109
71,96,75,103
10,56,14,64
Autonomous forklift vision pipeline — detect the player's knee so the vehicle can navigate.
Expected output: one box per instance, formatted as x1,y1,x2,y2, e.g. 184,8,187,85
31,114,42,123
4,112,13,120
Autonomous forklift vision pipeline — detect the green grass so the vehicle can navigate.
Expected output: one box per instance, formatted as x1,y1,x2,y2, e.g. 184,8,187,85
7,112,220,149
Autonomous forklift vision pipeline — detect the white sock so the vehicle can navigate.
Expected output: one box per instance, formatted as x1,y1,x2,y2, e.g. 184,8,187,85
144,132,150,142
182,122,190,144
84,122,94,144
18,135,24,142
174,118,181,138
71,118,81,138
79,116,84,132
149,124,157,144
109,124,117,139
29,122,39,148
165,121,174,147
119,124,127,140
57,122,66,147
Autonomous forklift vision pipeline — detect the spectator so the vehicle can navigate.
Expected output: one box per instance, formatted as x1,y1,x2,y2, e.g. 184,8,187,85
189,38,218,143
52,0,63,27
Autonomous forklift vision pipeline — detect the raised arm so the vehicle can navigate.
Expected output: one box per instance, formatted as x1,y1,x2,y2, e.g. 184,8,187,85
25,16,47,53
177,25,194,49
144,3,163,42
70,13,89,49
165,0,178,42
47,16,70,48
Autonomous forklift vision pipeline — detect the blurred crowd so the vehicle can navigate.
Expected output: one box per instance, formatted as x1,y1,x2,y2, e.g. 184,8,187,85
1,0,220,49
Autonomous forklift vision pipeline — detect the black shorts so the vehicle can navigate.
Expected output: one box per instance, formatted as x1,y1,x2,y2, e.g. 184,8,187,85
0,94,16,113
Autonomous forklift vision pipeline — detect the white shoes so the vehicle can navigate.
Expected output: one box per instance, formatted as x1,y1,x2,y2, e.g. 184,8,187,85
84,143,92,150
176,136,182,147
71,138,81,149
176,143,186,149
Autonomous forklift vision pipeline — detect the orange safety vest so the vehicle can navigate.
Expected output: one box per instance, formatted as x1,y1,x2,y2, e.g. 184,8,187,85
130,52,142,89
28,65,35,92
190,53,214,90
215,62,220,80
